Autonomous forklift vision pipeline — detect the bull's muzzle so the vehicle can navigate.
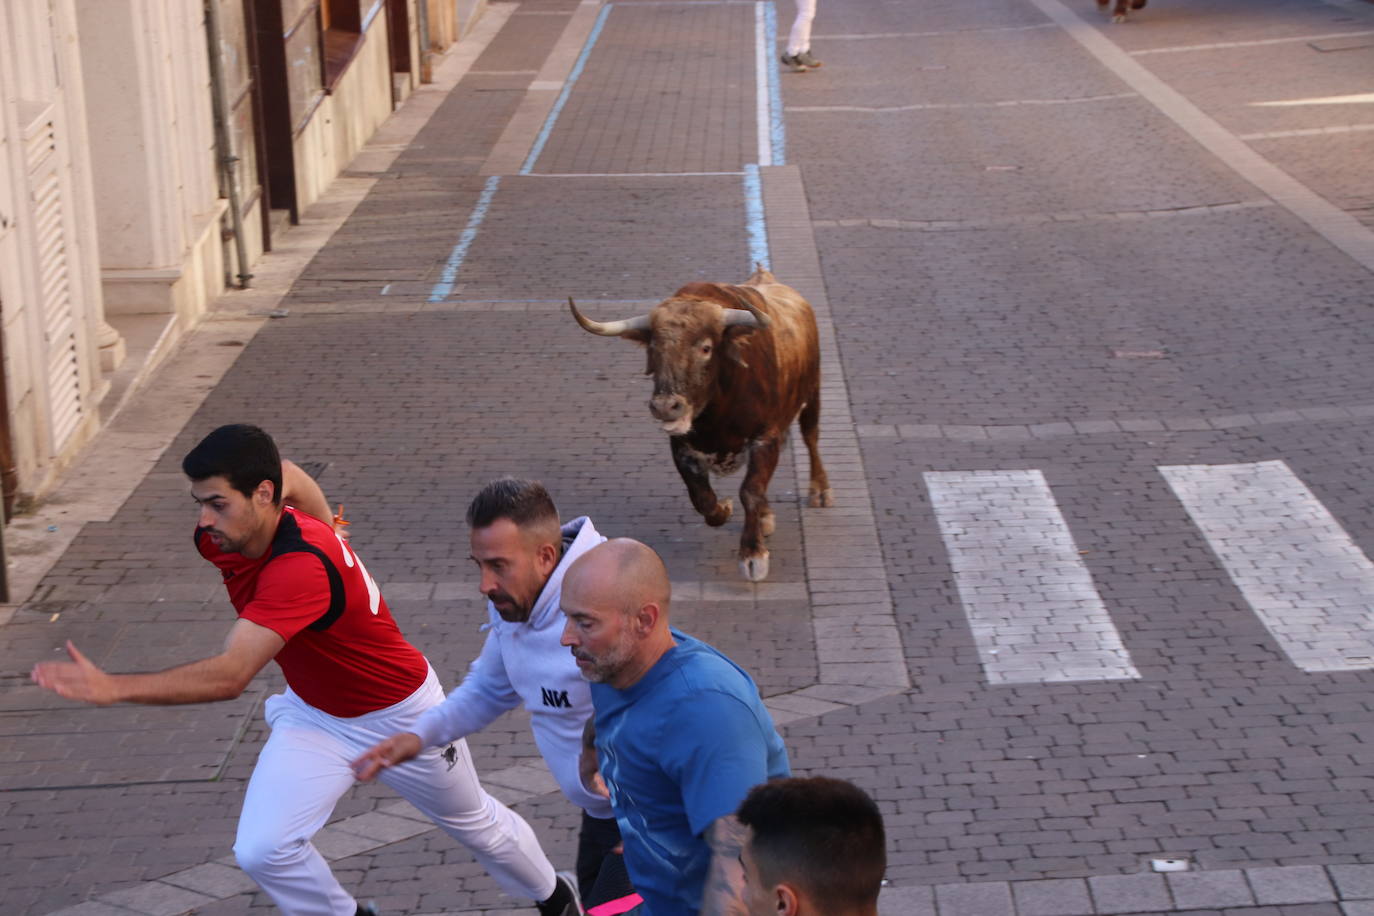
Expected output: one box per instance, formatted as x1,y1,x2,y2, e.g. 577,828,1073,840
650,394,692,435
650,394,688,422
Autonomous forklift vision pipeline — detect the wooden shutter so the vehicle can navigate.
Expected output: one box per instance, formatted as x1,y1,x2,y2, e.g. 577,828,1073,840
24,108,82,452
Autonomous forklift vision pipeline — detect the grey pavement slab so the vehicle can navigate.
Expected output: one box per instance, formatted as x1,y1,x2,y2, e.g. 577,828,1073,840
1248,866,1339,906
95,884,218,916
1167,870,1256,910
1331,866,1374,901
157,864,261,899
935,880,1015,916
1089,874,1173,914
1012,878,1096,916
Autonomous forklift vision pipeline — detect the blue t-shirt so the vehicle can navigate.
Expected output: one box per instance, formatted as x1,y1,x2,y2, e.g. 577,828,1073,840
591,631,790,916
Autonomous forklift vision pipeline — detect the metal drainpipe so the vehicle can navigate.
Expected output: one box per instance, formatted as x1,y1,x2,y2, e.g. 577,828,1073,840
0,318,11,603
203,0,252,288
0,479,7,605
416,0,432,83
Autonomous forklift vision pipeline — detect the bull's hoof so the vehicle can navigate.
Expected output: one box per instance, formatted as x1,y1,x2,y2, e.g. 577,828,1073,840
740,550,770,582
808,486,834,508
1112,12,1127,21
705,499,733,527
760,509,776,538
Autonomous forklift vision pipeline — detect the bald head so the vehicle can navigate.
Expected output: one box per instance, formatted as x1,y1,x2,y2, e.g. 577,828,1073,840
566,538,671,618
561,539,677,689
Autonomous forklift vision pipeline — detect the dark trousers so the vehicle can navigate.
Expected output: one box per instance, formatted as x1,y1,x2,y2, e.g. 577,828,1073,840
576,812,624,899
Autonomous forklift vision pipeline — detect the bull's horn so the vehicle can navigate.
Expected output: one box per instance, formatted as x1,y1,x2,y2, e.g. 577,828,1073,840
568,298,652,337
722,292,772,330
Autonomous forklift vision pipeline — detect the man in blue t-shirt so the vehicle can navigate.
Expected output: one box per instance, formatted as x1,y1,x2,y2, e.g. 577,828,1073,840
560,538,790,915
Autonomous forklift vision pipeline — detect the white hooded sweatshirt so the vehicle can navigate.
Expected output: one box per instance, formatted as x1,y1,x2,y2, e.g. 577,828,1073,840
411,516,612,817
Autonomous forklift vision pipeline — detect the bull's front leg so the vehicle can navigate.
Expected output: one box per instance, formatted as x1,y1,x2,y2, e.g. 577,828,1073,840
738,438,781,582
671,438,733,527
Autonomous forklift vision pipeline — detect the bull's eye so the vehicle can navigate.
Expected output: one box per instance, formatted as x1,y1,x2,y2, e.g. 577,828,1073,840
700,341,712,358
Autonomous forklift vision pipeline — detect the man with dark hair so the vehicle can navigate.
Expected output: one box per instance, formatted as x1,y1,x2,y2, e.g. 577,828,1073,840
32,427,580,916
736,777,886,916
560,538,790,915
180,422,284,509
354,477,619,902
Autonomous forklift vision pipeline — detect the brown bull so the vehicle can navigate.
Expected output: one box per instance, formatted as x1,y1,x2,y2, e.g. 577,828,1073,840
569,265,833,581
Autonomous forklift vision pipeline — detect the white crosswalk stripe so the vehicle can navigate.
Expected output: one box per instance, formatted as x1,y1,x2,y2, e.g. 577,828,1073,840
925,469,1142,685
1162,460,1374,673
926,461,1374,685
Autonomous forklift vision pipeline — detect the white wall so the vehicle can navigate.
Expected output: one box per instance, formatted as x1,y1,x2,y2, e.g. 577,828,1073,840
74,0,226,323
293,10,397,215
0,0,109,500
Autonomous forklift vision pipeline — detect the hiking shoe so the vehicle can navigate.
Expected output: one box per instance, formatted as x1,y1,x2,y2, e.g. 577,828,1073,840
537,871,585,916
355,902,379,916
781,50,822,71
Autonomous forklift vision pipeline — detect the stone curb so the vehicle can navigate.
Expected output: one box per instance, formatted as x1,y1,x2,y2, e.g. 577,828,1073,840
48,854,1373,916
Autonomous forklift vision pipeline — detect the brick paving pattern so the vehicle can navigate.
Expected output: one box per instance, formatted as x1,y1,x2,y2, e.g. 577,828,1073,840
4,0,1374,913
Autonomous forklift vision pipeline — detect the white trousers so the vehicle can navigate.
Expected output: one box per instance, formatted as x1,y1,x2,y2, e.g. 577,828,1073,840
234,668,556,916
786,0,817,55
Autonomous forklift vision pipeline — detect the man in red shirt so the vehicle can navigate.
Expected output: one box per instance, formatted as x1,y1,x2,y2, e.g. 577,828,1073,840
31,424,581,916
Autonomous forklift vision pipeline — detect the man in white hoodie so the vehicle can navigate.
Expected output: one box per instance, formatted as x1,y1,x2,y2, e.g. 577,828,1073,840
353,478,616,902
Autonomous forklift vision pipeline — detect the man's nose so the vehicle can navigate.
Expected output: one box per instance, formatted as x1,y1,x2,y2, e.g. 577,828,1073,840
198,505,215,529
479,569,498,596
560,620,577,647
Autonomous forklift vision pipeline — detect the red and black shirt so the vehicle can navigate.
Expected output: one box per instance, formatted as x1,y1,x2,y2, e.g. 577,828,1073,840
196,507,427,717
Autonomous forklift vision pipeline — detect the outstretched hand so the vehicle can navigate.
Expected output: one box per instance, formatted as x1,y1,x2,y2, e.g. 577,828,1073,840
580,742,610,799
31,640,117,705
352,732,423,781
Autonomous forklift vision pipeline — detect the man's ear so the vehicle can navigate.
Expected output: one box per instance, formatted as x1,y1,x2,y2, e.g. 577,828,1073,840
776,883,801,916
535,541,560,578
254,479,277,507
632,601,661,636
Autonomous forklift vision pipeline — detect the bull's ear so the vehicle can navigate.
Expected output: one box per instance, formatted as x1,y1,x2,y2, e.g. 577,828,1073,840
622,326,651,346
723,325,755,368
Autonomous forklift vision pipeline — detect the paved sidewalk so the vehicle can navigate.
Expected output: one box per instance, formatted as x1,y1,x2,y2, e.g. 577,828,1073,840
4,0,1374,913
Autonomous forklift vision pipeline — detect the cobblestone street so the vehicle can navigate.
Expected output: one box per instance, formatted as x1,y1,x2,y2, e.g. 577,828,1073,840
4,0,1374,913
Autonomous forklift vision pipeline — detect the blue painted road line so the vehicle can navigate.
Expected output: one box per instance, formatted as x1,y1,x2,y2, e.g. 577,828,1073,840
429,175,502,302
521,3,614,175
744,163,770,270
746,2,780,268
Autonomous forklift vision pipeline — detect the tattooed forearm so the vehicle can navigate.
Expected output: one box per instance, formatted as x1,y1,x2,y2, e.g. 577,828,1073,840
699,814,750,916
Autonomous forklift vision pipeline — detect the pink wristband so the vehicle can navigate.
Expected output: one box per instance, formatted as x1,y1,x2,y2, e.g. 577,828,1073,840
587,893,644,916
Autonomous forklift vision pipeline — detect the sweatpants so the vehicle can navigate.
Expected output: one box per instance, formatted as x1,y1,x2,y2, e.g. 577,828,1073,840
786,0,817,55
233,668,556,916
576,811,624,899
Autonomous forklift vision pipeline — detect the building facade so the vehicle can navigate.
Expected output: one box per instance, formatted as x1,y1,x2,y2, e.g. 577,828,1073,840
1,0,470,517
0,0,109,518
